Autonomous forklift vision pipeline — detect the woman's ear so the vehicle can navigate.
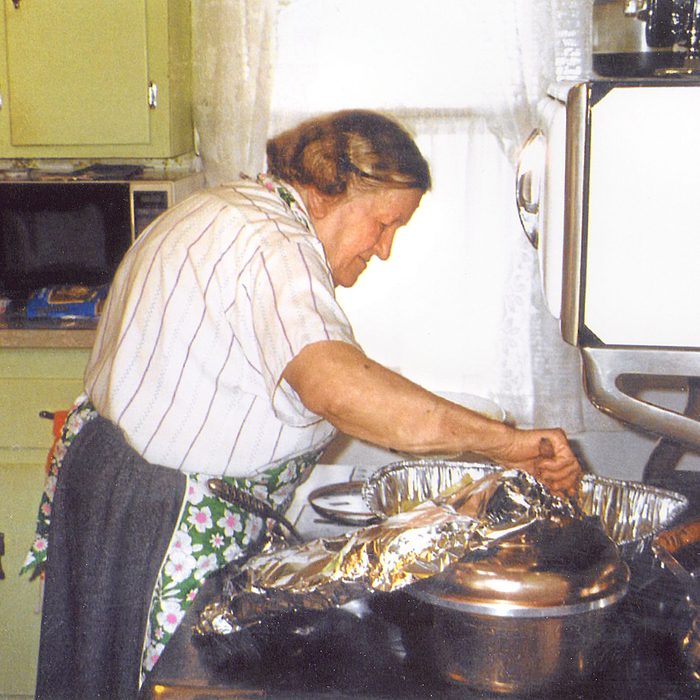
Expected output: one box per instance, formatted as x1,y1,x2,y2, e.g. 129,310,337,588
304,186,334,219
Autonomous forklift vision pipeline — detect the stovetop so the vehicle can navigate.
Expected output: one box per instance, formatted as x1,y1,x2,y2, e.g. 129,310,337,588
141,471,700,700
180,582,698,700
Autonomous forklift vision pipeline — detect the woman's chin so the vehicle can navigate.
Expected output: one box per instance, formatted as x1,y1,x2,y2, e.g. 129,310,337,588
334,268,364,288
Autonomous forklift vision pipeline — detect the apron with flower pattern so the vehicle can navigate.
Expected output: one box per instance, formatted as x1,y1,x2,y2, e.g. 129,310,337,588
21,400,328,687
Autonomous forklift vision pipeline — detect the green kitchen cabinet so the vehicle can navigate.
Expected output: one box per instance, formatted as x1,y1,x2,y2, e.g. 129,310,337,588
0,347,90,698
0,0,193,159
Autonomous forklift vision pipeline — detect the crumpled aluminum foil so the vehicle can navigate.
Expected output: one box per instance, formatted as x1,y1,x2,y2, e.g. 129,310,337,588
363,461,690,561
195,469,578,638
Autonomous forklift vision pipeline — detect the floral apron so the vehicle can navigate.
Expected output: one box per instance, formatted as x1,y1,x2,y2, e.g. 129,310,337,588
22,399,327,687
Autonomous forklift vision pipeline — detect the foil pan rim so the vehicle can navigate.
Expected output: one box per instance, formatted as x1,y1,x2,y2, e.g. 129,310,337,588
361,459,690,549
361,459,500,515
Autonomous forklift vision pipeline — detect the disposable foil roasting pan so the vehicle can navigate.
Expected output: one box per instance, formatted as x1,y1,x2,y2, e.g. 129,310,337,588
362,460,689,562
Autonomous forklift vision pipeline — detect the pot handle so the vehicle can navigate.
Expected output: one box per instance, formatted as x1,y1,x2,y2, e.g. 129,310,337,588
652,516,700,604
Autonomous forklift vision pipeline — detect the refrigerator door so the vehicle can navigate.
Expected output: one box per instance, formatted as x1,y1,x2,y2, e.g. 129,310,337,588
555,80,700,452
565,81,700,349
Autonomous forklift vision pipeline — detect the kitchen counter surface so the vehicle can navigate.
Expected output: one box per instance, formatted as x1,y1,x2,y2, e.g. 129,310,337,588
0,317,96,348
141,468,700,700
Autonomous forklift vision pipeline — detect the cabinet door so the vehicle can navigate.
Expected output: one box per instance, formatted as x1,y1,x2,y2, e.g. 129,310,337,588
0,462,45,698
0,0,192,158
5,0,149,146
5,0,150,147
0,348,90,695
0,348,90,463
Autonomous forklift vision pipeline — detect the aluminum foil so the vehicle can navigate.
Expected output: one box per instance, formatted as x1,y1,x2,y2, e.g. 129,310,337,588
195,469,578,638
363,460,689,561
579,473,688,558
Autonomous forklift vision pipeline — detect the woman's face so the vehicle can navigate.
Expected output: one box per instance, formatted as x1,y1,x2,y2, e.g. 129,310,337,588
311,186,423,287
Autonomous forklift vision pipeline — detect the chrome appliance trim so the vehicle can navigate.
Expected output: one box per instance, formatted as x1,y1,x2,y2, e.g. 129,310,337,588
561,82,589,346
515,128,545,249
581,346,700,449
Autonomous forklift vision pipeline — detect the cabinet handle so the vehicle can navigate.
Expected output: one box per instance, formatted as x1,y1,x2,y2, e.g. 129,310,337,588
12,0,20,9
148,81,158,109
0,532,5,580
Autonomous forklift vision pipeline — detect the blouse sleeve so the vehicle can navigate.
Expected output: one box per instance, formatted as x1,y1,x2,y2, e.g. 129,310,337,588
245,235,360,425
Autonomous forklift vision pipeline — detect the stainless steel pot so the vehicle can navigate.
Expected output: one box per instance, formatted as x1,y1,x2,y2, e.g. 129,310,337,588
398,516,630,695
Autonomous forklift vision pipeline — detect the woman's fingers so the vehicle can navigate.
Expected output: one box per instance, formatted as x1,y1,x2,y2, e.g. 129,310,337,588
517,464,577,497
536,461,582,497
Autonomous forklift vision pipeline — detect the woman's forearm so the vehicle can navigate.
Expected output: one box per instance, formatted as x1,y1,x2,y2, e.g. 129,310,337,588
283,340,582,497
282,340,511,458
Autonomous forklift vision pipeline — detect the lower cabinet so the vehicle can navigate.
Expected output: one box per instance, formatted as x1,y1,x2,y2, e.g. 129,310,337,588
0,346,89,697
0,462,45,698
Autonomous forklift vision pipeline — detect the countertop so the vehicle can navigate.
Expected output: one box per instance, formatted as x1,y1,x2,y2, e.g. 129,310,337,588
0,317,96,348
141,468,700,700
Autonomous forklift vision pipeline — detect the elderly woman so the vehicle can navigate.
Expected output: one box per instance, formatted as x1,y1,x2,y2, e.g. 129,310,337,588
30,110,581,699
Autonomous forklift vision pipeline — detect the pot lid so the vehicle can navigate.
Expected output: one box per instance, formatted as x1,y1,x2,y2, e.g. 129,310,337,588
411,516,629,618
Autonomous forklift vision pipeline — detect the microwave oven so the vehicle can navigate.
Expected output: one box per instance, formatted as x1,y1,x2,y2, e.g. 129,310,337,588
0,167,203,300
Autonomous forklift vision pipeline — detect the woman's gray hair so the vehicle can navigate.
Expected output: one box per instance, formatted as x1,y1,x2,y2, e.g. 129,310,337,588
266,109,431,196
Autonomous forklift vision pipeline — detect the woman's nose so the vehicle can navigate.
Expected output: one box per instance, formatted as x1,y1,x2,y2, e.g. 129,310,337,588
373,232,394,260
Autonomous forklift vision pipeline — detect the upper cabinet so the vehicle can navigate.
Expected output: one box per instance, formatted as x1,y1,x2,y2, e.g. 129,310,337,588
0,0,193,159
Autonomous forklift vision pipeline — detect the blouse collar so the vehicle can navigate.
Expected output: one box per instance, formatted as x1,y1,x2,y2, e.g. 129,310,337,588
257,173,312,232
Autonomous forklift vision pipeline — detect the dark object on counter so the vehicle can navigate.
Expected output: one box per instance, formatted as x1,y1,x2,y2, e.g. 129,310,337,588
645,0,697,50
194,601,410,695
653,516,700,681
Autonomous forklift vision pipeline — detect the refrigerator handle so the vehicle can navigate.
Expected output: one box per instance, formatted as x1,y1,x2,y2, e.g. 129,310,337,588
515,128,544,249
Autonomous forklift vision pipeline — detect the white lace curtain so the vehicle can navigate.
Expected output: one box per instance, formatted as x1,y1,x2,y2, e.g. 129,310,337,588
191,0,600,433
191,0,279,186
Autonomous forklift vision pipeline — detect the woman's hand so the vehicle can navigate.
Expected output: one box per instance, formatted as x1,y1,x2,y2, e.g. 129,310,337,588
486,426,582,498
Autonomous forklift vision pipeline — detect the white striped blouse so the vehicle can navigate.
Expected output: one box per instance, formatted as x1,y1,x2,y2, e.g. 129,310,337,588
84,176,359,476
